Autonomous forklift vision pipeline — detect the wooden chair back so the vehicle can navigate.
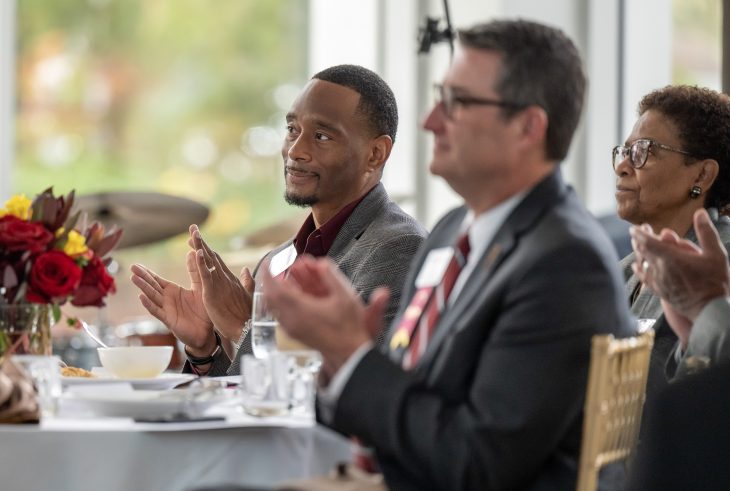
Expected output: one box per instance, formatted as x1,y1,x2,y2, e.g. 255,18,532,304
576,330,654,491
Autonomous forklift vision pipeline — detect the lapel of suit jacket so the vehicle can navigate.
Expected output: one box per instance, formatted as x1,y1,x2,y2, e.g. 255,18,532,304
415,168,570,369
327,183,388,261
620,252,640,301
252,184,388,277
385,206,466,364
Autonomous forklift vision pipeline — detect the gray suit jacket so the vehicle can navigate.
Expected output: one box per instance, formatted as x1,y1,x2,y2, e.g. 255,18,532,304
207,183,426,376
673,297,730,378
332,169,635,491
620,209,730,385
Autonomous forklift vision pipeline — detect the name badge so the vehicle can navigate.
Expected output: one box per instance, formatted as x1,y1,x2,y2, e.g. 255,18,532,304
269,244,297,277
415,247,454,288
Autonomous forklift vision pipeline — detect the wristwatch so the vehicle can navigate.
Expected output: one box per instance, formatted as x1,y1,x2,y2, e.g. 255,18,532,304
184,332,222,366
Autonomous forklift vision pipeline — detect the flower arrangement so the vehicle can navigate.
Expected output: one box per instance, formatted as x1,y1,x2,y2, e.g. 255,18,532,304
0,188,122,320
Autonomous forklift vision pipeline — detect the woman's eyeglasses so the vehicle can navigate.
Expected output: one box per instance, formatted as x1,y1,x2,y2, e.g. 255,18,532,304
612,138,694,170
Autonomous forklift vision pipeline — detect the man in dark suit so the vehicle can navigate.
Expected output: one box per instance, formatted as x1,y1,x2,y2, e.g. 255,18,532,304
262,20,635,490
131,65,426,375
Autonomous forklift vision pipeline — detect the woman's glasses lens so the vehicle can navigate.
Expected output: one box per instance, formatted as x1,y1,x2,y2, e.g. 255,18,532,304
613,140,650,169
630,140,649,168
612,146,629,169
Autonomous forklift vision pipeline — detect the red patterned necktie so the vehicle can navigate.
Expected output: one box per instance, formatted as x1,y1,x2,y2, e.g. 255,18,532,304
401,232,471,369
353,233,471,472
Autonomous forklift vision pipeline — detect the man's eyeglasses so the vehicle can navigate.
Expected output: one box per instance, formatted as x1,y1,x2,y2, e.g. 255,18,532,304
612,138,694,170
434,84,525,119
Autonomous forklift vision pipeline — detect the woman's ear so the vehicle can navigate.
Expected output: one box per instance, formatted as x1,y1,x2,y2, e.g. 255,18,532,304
696,158,720,190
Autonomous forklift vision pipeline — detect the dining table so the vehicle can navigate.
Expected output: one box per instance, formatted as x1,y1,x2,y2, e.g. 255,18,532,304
0,376,352,491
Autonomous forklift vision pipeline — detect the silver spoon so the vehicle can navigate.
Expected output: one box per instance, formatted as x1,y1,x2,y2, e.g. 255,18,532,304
80,320,109,348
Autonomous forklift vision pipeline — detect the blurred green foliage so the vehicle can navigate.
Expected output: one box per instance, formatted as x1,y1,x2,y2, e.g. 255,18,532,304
672,0,721,87
14,0,309,251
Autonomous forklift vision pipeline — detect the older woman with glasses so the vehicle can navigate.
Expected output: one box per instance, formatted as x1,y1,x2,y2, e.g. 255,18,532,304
613,85,730,394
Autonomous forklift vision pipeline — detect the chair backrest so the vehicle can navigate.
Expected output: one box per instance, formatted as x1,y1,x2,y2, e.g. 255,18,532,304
576,330,655,491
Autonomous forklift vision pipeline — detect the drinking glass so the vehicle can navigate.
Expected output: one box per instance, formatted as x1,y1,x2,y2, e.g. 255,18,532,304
12,355,62,418
284,350,322,418
250,291,278,359
241,353,289,416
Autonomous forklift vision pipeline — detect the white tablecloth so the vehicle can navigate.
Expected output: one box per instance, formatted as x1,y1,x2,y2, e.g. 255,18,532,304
0,411,351,491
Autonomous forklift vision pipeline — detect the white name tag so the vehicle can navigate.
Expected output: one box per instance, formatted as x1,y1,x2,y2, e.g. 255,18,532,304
415,247,454,288
269,244,297,277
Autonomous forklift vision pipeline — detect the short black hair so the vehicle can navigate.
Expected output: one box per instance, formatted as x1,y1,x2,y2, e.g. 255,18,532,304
639,85,730,210
312,64,398,143
458,19,586,161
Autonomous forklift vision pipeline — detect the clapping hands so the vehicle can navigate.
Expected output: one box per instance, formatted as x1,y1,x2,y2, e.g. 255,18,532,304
131,224,255,357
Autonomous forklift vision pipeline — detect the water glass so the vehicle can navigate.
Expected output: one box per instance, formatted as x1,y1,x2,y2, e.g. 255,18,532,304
284,350,322,418
250,291,278,359
241,353,289,416
12,355,62,418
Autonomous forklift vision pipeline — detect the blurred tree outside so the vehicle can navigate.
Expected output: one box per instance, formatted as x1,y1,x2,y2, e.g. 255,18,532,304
672,0,721,89
14,0,309,332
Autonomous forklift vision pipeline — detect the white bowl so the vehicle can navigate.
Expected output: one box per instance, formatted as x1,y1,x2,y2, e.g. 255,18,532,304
97,346,173,379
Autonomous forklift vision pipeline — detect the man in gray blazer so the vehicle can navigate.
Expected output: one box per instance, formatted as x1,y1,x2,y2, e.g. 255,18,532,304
131,65,426,376
630,207,730,378
262,20,635,490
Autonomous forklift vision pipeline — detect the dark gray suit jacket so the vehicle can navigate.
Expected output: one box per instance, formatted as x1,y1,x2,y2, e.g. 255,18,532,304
207,183,426,376
331,169,635,491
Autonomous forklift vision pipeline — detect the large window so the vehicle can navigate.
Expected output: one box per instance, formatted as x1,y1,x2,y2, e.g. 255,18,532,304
14,0,309,327
672,0,721,89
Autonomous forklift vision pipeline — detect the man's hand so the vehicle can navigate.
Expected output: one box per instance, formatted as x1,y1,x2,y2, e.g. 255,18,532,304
130,263,216,356
189,225,254,342
631,208,730,347
261,255,388,373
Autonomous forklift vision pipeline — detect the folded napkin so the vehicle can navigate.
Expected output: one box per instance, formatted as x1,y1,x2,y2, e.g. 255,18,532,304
0,359,40,424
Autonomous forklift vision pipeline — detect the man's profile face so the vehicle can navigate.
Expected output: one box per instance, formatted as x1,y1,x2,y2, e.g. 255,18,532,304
422,46,520,198
282,80,374,212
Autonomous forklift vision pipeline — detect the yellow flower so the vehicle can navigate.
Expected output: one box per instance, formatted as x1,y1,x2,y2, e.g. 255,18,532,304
0,194,32,220
56,228,89,256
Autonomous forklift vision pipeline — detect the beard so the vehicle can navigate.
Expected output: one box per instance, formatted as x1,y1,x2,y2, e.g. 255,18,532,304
284,191,318,208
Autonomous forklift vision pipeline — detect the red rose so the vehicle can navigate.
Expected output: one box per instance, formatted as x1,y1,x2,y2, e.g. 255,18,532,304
26,250,82,303
0,215,53,254
71,255,116,307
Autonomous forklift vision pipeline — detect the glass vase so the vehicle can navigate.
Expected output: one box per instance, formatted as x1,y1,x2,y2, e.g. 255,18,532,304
0,304,53,359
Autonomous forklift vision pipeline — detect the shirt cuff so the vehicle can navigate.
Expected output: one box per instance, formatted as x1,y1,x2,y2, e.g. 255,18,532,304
675,343,684,362
317,342,373,424
692,296,730,331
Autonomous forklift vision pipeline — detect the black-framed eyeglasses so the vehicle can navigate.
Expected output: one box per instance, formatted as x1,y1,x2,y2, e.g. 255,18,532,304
434,84,525,119
612,138,694,170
